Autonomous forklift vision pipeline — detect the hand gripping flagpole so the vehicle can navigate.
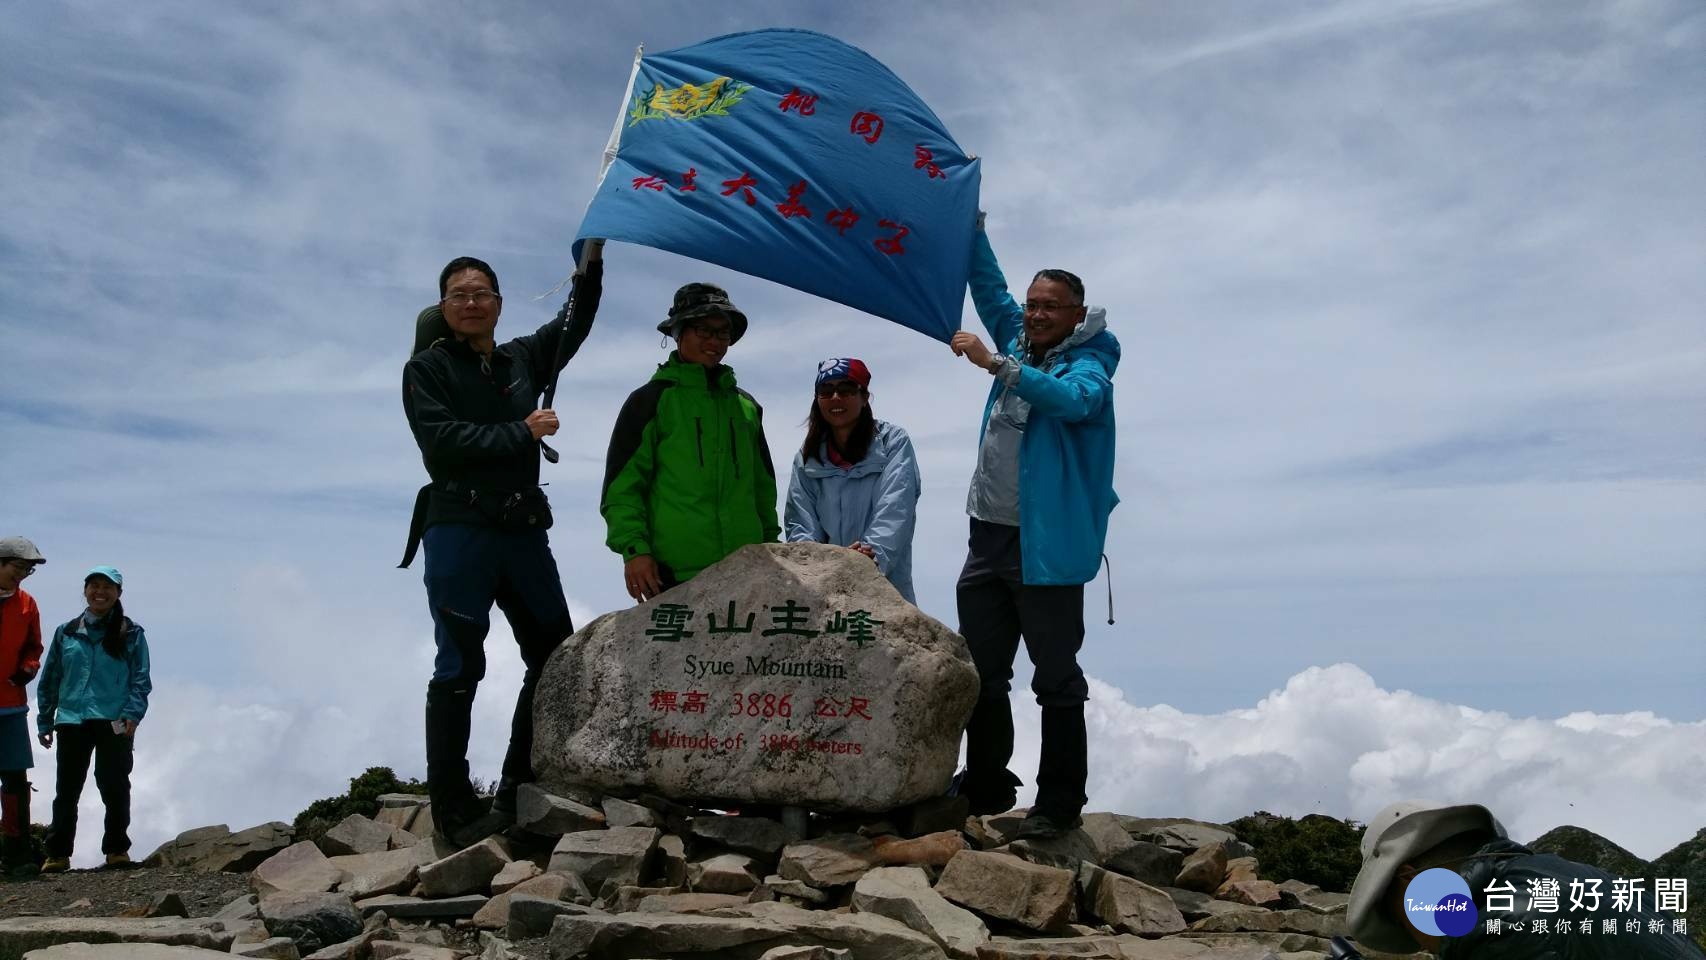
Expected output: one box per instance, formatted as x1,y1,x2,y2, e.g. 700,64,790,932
538,239,600,465
539,45,643,465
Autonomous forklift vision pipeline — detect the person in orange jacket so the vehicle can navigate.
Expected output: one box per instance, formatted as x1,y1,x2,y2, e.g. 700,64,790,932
0,537,46,877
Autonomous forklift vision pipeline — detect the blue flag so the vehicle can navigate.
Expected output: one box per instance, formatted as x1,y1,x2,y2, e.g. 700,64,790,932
574,29,981,343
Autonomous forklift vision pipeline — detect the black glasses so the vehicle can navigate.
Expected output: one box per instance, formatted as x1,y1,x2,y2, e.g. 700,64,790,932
815,381,862,399
687,323,733,341
1023,300,1082,315
4,560,36,577
442,291,500,307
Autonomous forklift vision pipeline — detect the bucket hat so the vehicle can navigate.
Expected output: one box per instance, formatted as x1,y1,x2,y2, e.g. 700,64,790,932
1347,800,1506,954
657,283,748,343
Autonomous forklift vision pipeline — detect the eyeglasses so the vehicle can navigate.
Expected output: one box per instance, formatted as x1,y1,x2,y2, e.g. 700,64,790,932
686,323,734,341
4,560,36,577
815,381,862,399
442,291,501,307
1023,300,1082,315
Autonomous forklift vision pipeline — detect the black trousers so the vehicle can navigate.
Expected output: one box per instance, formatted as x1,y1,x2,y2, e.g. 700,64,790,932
421,523,574,820
956,518,1089,818
45,720,133,857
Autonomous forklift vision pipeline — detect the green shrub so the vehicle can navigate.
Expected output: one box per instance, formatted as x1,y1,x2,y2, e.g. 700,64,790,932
1228,810,1366,892
292,766,428,848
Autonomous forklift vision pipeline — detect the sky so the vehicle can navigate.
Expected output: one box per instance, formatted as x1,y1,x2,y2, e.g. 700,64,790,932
2,0,1702,867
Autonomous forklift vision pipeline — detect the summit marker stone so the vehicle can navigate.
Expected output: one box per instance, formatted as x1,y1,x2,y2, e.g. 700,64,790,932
531,543,978,810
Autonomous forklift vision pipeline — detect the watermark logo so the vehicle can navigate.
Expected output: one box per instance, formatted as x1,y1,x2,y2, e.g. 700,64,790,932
1405,868,1479,939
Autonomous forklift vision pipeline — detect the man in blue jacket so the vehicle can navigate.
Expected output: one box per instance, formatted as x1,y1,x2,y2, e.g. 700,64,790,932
948,214,1119,840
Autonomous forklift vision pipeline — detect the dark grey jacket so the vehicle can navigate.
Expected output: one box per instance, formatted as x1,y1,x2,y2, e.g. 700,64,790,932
1439,840,1702,959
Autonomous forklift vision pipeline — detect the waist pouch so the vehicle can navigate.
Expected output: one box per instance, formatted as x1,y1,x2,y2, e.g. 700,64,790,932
399,482,552,568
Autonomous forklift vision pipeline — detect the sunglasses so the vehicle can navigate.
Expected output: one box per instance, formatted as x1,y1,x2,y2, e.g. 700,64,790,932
815,381,863,399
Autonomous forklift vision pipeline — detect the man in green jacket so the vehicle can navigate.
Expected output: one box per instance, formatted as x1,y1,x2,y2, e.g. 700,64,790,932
603,283,780,600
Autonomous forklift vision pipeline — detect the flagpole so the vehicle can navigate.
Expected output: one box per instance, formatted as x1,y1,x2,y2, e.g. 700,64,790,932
594,44,645,189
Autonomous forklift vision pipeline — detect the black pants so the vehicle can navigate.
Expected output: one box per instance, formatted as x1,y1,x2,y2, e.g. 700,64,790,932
45,720,133,857
421,524,573,820
957,518,1089,818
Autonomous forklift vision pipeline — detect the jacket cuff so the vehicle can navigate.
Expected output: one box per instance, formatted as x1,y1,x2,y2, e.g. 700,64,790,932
621,542,652,561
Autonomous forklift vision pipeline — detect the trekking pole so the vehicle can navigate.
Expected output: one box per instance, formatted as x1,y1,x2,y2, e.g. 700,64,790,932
1328,936,1366,959
539,239,604,464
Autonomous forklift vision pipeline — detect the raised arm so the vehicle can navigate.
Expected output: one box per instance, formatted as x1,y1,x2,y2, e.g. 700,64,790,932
517,246,606,385
967,221,1024,350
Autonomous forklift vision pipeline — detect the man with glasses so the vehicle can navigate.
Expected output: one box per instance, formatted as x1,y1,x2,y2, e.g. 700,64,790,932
603,282,780,601
947,213,1120,840
0,537,45,875
401,250,603,847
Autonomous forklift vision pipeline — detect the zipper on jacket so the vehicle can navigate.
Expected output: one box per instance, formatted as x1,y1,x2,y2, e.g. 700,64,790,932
694,417,705,467
728,418,741,478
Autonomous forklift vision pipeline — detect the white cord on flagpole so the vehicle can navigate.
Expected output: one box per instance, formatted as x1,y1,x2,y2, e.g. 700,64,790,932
595,44,645,188
537,45,643,302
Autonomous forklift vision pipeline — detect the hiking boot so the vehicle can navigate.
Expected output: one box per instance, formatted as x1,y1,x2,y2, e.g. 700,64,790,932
434,793,513,850
1011,811,1083,841
490,778,520,818
949,769,1019,817
104,853,134,869
438,807,511,850
39,857,69,874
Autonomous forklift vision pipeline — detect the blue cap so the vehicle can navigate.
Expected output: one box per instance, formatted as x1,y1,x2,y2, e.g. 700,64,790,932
85,566,123,587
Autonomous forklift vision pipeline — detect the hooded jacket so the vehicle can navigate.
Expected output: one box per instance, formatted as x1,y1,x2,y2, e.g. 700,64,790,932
36,613,151,732
0,587,42,713
399,263,602,554
965,229,1120,586
785,420,922,603
603,354,781,582
1438,839,1702,959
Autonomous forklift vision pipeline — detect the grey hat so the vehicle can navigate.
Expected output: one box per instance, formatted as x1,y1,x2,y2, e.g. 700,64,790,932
1347,800,1506,954
657,283,748,343
0,537,45,564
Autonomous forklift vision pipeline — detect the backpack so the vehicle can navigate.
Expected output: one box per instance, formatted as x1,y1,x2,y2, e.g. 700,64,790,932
413,305,454,356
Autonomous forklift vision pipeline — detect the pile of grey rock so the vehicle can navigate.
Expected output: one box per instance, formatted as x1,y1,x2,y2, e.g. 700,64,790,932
0,788,1427,960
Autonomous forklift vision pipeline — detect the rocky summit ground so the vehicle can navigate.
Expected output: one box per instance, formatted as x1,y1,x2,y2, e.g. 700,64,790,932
0,789,1404,960
0,794,1696,959
0,864,250,921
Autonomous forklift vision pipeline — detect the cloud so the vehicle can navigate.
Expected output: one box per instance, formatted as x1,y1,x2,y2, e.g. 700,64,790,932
1003,663,1706,862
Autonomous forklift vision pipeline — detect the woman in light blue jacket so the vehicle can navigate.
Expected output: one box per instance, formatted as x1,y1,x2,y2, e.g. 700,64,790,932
35,566,151,871
785,359,922,602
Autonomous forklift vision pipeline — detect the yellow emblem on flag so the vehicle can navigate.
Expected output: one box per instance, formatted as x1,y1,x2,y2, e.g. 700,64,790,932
629,76,751,125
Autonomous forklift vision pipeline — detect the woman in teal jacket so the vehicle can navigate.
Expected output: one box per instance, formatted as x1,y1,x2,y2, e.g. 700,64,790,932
35,566,151,871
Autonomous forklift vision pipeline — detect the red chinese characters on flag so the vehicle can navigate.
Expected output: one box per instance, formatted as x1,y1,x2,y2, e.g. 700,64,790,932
721,172,759,206
632,174,667,192
680,168,698,192
779,87,818,115
776,180,811,219
874,219,909,255
850,111,884,144
913,146,944,180
825,206,860,236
